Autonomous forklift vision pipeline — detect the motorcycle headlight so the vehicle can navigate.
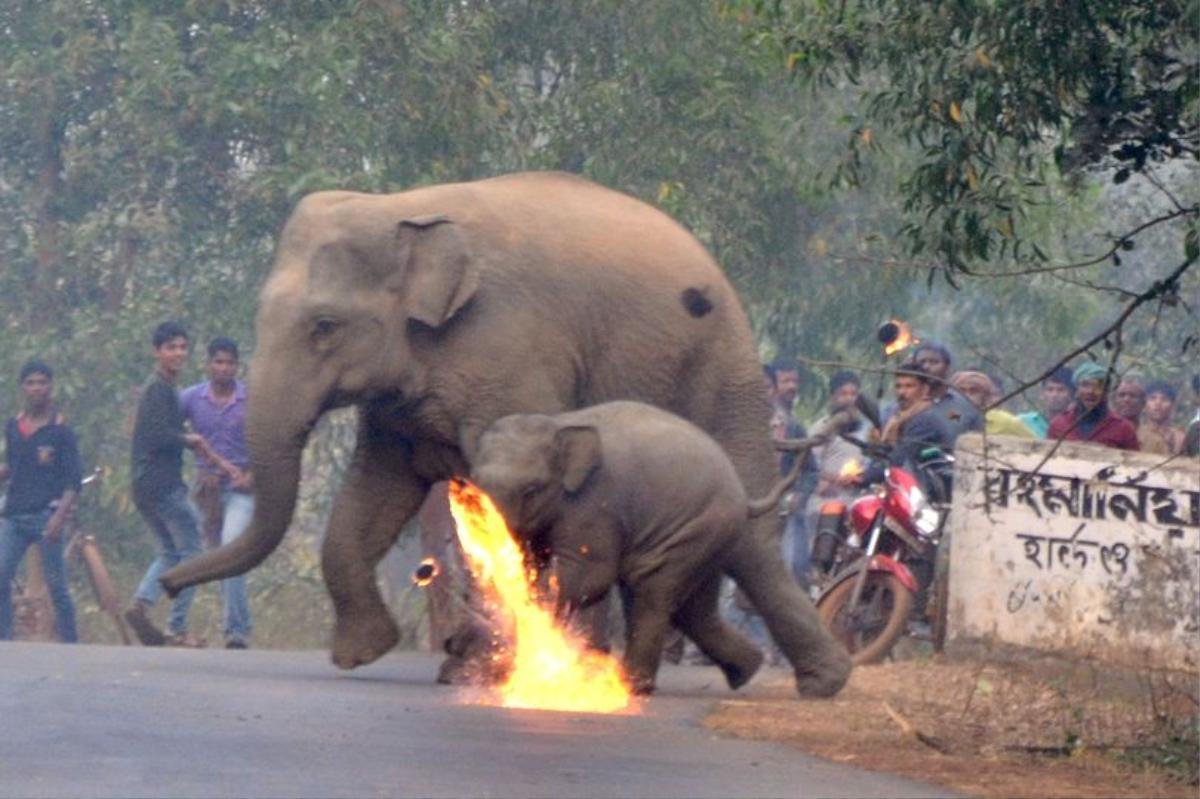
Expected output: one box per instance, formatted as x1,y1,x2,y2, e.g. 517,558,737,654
907,484,941,537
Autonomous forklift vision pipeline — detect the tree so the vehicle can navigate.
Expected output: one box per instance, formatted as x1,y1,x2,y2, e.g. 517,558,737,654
726,0,1199,397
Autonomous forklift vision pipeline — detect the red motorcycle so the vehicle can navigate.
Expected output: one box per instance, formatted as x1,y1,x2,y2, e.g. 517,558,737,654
811,427,953,664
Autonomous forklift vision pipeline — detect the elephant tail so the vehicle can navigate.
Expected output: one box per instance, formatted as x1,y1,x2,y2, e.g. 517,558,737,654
746,410,855,518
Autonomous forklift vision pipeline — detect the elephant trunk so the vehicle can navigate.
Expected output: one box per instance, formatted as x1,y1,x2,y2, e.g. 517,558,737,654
160,396,310,597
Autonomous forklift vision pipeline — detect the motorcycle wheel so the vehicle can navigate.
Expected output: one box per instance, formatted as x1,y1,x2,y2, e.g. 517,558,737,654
817,571,914,665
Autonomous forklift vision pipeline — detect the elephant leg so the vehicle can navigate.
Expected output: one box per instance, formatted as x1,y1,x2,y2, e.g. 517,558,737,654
621,588,674,695
324,423,429,670
672,574,764,690
724,533,852,697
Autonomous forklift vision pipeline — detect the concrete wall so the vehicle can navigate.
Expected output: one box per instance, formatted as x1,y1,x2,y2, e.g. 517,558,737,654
947,433,1199,670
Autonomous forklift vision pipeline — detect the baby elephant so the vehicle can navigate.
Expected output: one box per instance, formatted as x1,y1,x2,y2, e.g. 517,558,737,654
470,400,851,696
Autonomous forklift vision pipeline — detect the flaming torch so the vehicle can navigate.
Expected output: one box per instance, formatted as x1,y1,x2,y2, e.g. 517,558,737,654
413,557,439,587
445,479,634,714
878,319,917,356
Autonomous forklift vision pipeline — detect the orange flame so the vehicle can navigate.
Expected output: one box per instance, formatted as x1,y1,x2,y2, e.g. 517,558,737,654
883,320,918,356
447,479,634,713
838,459,863,479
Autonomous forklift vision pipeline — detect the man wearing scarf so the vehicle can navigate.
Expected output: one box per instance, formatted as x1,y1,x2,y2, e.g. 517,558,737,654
1046,363,1139,450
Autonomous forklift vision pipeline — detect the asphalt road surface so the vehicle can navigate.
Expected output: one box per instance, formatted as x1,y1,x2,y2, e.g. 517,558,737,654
0,642,956,798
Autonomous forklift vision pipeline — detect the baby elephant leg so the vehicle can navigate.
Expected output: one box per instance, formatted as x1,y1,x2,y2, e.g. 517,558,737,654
622,589,675,695
673,574,764,690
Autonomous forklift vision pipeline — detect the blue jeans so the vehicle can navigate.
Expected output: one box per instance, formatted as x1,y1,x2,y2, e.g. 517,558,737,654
782,512,811,590
0,509,77,642
133,486,202,635
219,490,254,641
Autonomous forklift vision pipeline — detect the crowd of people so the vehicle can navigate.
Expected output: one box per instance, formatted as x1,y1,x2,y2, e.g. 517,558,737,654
761,341,1200,594
0,321,255,648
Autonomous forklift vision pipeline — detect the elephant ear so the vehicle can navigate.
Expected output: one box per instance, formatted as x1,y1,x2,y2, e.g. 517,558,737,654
391,215,480,329
555,425,602,495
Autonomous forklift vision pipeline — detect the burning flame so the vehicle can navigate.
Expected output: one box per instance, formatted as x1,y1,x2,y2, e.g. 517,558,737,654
839,459,864,479
446,479,634,713
883,319,918,356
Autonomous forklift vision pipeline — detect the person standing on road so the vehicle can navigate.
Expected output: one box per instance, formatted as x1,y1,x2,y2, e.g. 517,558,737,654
181,337,255,649
124,320,224,647
0,360,83,643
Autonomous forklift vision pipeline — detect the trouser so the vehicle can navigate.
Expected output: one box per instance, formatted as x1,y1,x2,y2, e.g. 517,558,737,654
0,509,77,642
133,486,202,636
217,490,254,640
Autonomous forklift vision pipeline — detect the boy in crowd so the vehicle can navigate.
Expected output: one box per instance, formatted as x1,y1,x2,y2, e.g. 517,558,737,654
1017,367,1074,438
124,321,229,647
181,338,254,649
0,360,83,642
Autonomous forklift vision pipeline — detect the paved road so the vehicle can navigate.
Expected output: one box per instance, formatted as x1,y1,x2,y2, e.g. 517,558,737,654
0,642,955,798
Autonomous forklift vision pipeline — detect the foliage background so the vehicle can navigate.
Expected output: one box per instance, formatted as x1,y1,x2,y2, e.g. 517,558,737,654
1,0,1195,647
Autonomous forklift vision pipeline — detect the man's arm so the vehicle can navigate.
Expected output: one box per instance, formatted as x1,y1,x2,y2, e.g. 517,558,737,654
44,427,83,541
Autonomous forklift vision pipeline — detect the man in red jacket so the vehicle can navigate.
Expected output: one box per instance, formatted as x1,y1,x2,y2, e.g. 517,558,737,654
1047,363,1139,451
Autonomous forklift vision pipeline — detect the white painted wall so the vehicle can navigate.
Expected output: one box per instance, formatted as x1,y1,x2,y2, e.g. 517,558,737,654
947,433,1199,670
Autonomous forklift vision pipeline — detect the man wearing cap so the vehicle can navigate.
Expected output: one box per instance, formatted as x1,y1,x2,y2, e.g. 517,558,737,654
1046,363,1139,450
950,371,1035,438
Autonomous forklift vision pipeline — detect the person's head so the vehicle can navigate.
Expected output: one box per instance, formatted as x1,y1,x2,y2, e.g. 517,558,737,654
913,342,952,386
1072,362,1109,412
893,361,933,410
827,370,860,412
152,320,190,379
1112,376,1147,423
18,360,53,412
1041,367,1075,416
206,337,240,388
1143,380,1178,425
769,357,800,408
950,371,998,410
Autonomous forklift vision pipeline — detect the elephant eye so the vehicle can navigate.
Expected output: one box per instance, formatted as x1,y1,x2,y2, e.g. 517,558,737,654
310,316,342,340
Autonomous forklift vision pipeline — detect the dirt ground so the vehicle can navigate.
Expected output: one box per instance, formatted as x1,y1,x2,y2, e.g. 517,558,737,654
706,641,1199,799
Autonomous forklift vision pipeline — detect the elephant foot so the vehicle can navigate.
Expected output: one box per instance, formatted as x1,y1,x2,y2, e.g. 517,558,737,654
719,646,764,691
331,612,401,670
437,619,511,686
793,648,853,698
435,653,510,686
628,673,657,696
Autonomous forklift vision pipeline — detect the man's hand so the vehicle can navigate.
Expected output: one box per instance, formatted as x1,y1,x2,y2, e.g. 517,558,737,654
229,469,253,492
183,433,205,450
43,516,64,542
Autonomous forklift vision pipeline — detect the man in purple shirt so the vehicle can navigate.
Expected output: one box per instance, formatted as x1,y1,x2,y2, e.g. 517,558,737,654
181,337,254,648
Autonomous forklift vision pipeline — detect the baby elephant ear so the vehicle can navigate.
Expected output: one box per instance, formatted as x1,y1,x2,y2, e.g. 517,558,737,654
555,426,602,494
392,215,480,329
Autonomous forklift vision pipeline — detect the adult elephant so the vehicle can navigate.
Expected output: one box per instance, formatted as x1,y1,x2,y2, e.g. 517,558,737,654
161,171,819,675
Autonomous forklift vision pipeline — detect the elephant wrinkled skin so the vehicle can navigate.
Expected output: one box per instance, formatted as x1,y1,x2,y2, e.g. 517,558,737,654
471,401,852,697
159,171,826,676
